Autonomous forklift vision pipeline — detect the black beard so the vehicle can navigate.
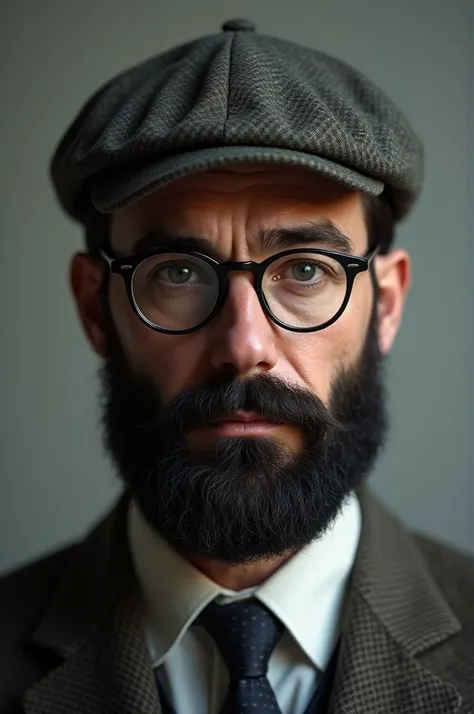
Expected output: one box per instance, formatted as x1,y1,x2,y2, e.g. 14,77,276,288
99,300,388,566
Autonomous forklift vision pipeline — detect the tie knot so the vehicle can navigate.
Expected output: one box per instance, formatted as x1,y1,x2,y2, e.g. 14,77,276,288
198,598,284,680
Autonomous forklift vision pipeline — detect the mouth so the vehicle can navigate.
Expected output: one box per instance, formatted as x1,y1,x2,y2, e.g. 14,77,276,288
208,411,284,435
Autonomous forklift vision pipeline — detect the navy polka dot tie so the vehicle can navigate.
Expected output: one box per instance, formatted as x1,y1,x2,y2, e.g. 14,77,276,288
198,597,285,713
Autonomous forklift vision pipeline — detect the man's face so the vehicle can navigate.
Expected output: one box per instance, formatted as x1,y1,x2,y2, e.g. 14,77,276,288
72,165,410,565
110,167,374,410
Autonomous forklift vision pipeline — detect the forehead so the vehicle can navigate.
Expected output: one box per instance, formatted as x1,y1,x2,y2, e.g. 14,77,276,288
110,164,367,252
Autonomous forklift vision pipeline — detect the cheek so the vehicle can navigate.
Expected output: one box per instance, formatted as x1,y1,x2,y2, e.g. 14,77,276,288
110,279,208,405
286,280,372,400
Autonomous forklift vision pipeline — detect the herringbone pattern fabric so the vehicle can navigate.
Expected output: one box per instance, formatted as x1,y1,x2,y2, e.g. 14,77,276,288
50,21,424,238
330,591,461,714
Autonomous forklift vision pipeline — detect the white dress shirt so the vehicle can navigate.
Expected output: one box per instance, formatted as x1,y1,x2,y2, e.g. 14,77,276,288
127,494,361,714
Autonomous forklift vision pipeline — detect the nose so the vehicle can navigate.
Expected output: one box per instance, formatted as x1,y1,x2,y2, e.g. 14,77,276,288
208,274,279,376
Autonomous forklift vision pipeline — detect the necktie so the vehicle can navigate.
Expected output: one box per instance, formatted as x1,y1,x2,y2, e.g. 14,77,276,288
198,597,285,714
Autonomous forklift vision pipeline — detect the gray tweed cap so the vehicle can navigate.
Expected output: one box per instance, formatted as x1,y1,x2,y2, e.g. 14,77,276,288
51,19,424,233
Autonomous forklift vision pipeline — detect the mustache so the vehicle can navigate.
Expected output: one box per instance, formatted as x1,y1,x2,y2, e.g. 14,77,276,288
145,372,349,442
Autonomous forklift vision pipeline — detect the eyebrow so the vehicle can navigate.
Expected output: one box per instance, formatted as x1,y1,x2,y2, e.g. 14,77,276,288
132,219,355,259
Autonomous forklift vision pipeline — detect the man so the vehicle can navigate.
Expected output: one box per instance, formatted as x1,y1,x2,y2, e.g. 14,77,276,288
0,18,472,714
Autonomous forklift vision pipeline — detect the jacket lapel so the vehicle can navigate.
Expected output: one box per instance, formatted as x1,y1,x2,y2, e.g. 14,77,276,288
23,492,162,714
329,487,462,714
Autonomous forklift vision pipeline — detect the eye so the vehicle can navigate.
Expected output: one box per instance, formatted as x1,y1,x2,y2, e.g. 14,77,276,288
151,261,208,287
159,264,196,284
272,259,328,285
288,261,325,282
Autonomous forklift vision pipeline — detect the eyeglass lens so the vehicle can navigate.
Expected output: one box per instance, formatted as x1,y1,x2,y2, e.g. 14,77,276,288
131,252,348,331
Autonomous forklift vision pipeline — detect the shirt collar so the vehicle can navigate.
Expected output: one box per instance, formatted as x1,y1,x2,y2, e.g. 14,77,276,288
128,494,361,671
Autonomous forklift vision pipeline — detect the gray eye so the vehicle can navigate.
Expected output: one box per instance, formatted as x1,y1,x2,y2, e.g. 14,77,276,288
291,263,321,281
166,265,193,284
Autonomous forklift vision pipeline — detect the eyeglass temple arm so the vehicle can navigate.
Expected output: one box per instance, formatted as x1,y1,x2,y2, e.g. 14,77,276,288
366,245,380,264
99,249,115,267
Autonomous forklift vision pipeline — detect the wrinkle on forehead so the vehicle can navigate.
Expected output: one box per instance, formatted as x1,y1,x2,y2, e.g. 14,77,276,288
110,165,367,255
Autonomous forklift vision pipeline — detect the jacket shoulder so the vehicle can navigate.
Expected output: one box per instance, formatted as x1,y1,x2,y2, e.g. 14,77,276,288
411,529,474,711
0,544,78,627
411,530,474,613
0,544,77,711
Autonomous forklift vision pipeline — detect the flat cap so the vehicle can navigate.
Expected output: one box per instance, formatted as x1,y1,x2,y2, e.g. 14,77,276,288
51,20,424,233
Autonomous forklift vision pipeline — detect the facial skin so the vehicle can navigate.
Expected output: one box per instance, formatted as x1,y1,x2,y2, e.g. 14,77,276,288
71,165,410,590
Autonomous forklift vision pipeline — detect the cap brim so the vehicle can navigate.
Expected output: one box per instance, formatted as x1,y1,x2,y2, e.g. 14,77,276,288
90,145,384,213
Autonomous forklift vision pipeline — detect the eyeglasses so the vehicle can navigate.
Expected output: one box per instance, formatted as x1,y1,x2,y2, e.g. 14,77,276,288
100,245,378,334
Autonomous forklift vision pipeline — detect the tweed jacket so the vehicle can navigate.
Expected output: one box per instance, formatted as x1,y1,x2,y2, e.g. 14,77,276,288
0,487,473,714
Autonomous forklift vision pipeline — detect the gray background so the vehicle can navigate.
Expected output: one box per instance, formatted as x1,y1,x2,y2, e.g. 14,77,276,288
1,0,472,575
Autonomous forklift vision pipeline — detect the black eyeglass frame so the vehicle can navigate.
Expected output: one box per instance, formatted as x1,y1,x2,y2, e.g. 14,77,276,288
100,245,379,335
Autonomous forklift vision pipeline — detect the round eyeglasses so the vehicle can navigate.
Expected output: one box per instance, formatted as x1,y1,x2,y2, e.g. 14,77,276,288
100,246,378,334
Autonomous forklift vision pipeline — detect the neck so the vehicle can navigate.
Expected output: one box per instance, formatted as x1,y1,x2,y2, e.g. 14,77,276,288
185,551,294,590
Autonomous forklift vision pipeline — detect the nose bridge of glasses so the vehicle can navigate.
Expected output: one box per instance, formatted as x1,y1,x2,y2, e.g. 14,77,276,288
219,260,265,290
223,259,260,272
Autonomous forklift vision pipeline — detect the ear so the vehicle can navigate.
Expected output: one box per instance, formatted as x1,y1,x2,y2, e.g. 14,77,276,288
70,253,108,358
373,249,411,355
